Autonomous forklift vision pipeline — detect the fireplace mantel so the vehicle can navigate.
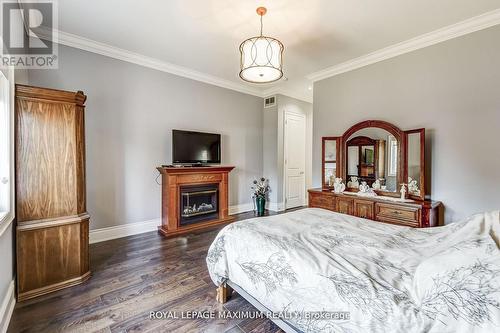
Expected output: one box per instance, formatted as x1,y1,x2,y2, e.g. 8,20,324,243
156,166,235,237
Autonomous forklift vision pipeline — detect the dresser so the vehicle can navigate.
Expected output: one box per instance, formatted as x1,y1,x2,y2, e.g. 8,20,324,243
317,119,443,228
309,188,441,228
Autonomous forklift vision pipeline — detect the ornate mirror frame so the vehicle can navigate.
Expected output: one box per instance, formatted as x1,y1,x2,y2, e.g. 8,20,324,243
321,120,426,200
341,120,404,198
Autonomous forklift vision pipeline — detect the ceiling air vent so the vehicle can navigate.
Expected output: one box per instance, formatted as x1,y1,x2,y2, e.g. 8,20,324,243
264,96,276,108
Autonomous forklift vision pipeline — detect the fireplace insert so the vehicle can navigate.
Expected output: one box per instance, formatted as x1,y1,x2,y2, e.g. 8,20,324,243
179,184,218,226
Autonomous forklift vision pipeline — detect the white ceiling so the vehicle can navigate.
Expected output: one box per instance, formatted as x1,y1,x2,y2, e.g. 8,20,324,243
56,0,500,101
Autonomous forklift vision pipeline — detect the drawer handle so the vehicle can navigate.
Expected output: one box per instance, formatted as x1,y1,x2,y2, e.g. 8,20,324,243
392,210,403,215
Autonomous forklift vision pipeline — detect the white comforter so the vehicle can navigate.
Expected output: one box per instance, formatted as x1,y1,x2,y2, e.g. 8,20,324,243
206,208,500,333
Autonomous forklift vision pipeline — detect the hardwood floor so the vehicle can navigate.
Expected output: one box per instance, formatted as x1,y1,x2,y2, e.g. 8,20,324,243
8,210,297,333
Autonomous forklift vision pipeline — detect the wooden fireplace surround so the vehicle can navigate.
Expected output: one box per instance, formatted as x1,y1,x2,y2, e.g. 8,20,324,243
157,166,235,237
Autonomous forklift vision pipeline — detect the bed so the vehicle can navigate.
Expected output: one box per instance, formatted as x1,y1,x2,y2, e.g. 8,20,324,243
206,208,500,333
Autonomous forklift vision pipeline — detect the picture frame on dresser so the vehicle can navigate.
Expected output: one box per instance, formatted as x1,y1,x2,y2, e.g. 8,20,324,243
314,120,442,228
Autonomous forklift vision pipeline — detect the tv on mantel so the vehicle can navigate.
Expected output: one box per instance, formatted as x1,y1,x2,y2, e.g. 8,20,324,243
172,129,221,165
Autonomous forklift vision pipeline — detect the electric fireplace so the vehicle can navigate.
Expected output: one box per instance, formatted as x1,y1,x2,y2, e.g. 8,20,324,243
179,184,218,226
156,166,235,238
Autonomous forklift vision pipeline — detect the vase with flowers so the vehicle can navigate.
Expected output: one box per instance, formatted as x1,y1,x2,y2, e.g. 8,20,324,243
251,177,270,216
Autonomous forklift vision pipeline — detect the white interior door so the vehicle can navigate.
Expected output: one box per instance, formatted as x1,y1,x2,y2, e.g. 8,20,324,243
284,111,306,209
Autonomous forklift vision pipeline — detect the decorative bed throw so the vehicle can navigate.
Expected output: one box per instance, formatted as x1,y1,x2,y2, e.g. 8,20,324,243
206,208,500,333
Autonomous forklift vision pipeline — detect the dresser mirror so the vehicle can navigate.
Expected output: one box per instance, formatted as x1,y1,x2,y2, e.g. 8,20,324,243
345,128,399,193
405,128,425,200
321,120,426,200
322,137,340,187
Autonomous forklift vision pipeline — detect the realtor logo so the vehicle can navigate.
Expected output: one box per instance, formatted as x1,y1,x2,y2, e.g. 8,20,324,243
1,0,58,68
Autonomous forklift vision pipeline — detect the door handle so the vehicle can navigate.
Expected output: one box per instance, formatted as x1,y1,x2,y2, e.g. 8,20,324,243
300,171,304,175
1,177,8,185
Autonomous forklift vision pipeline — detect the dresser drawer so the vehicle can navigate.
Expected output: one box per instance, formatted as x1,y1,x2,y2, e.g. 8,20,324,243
309,192,335,210
375,203,421,226
336,197,354,215
354,199,374,219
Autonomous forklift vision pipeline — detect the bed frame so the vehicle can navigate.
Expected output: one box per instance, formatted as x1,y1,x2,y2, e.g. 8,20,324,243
217,281,300,333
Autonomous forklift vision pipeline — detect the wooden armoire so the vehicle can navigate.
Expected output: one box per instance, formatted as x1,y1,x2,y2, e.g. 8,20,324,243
15,85,90,301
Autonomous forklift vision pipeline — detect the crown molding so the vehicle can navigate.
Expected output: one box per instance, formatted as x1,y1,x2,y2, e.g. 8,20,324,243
38,29,265,97
307,8,500,82
36,29,314,102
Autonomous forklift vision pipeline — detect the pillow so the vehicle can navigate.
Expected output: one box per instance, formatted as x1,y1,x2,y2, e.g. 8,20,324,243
412,234,500,332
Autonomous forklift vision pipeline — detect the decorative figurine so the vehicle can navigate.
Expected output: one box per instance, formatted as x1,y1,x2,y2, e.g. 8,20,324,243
408,177,420,195
372,179,381,190
328,174,335,187
333,178,346,194
347,176,359,189
358,181,377,196
400,183,407,200
359,181,370,193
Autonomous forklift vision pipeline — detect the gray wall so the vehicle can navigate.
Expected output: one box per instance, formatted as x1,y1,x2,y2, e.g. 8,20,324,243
29,45,263,229
262,95,312,208
262,101,279,204
313,25,500,222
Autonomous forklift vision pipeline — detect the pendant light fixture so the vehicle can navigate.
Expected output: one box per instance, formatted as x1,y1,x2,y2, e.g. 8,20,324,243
239,7,284,83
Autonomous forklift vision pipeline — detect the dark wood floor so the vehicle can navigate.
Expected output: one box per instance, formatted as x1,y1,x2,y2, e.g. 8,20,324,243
8,210,292,333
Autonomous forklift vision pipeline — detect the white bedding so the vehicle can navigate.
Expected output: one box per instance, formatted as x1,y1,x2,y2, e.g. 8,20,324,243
206,208,500,333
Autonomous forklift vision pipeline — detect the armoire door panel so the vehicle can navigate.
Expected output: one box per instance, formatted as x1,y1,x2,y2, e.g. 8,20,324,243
16,99,79,221
16,84,90,301
17,220,89,294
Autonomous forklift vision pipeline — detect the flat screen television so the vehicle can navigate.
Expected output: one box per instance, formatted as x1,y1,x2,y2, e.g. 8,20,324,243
172,130,221,164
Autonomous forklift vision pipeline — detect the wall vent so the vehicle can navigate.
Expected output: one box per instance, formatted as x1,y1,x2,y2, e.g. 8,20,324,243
264,96,276,108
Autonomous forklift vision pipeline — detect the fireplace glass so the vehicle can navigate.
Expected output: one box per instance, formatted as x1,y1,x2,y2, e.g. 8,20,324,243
179,184,218,226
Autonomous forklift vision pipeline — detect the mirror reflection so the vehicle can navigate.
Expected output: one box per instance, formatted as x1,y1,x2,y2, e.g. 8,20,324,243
407,132,421,196
345,128,399,192
323,139,337,186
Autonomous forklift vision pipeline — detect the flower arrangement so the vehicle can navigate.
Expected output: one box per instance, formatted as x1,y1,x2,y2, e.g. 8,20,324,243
252,177,270,216
251,177,270,198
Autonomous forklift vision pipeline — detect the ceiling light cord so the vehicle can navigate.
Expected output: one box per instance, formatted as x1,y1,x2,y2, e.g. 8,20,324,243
260,15,263,36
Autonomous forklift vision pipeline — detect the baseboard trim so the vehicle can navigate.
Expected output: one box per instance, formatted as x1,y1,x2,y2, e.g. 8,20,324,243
89,218,160,244
89,203,254,244
267,202,285,212
0,280,15,333
228,203,254,215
